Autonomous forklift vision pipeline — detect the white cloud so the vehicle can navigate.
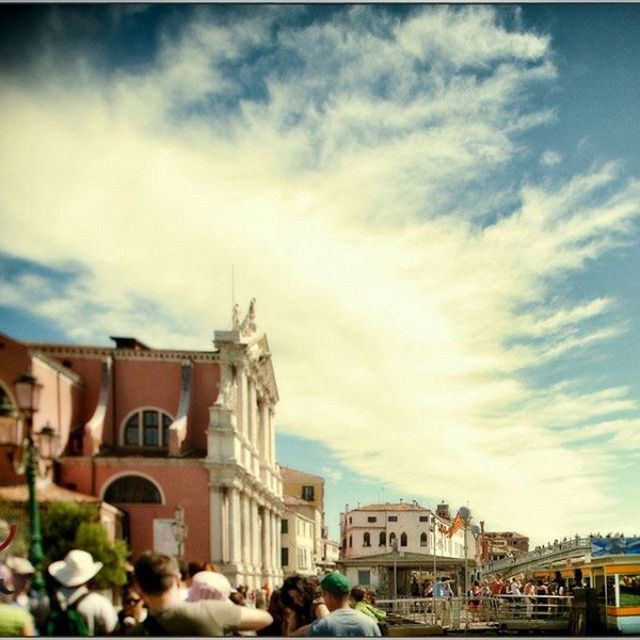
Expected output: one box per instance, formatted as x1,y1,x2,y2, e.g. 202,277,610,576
1,6,639,544
540,149,562,166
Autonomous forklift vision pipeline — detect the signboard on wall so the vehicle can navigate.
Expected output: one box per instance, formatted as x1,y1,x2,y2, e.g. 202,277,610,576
153,519,178,556
591,537,640,557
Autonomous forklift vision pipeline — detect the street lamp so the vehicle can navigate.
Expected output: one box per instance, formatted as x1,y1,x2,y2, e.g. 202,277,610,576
470,525,481,582
11,373,46,595
459,506,472,597
172,505,188,559
391,536,399,604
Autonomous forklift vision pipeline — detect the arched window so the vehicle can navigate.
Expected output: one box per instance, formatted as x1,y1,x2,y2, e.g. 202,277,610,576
363,532,371,547
349,535,352,548
379,531,386,547
420,532,428,547
122,408,173,447
400,532,408,547
389,532,397,547
103,475,162,503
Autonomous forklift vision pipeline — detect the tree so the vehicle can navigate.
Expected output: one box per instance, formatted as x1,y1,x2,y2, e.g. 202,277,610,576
41,501,129,589
74,522,128,590
41,502,98,565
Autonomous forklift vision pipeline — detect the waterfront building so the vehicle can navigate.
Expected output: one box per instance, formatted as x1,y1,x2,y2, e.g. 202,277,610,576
339,501,474,596
480,531,529,563
0,301,284,588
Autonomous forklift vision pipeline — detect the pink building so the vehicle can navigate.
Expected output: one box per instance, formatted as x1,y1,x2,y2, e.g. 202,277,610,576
0,301,284,588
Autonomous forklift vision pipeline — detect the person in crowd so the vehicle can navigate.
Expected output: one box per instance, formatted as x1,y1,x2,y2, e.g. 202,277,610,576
5,556,49,633
130,552,272,636
280,575,329,635
187,571,235,603
433,576,453,627
523,578,536,618
257,590,286,637
350,586,386,622
115,584,147,635
0,564,36,637
46,549,118,636
305,572,380,637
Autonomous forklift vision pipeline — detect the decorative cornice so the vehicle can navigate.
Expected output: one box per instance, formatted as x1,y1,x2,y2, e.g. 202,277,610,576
26,343,219,363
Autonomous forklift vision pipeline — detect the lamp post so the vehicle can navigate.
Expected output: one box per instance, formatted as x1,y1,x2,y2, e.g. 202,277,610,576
458,506,472,597
13,373,46,595
391,536,399,604
172,505,188,559
470,525,481,583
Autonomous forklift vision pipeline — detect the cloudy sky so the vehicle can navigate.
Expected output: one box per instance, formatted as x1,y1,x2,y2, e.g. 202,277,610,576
1,4,639,544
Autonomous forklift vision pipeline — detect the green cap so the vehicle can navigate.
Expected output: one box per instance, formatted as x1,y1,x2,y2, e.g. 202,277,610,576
320,571,350,595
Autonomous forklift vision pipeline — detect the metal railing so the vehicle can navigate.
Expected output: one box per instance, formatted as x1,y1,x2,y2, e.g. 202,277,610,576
375,595,573,631
483,537,591,575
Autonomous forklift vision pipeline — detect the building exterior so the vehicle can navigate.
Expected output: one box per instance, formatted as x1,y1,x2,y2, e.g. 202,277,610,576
339,501,475,596
279,466,340,575
0,301,284,588
281,496,316,576
480,531,530,563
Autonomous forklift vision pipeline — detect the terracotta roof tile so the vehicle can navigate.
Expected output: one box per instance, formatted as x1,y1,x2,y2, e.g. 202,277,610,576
279,466,324,482
0,483,99,504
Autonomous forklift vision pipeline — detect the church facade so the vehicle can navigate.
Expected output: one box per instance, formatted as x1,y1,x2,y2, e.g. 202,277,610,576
0,301,283,588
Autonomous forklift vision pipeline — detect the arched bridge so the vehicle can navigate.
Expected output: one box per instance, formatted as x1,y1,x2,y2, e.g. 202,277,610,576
481,537,592,578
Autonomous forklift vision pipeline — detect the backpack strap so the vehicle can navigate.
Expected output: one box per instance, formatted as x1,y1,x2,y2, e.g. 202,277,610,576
67,591,91,611
143,615,168,636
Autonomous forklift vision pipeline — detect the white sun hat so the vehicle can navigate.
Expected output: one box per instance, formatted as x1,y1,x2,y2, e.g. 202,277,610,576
6,557,35,576
48,550,103,588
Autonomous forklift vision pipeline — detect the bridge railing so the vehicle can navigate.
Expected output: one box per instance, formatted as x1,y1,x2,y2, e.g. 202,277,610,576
482,537,592,575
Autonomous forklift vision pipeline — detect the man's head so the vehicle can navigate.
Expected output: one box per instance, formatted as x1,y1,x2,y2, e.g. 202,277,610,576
134,552,181,598
320,572,350,610
350,586,366,603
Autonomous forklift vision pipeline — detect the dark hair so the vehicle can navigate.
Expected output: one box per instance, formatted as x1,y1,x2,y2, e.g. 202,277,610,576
188,561,221,578
351,586,366,602
134,552,180,596
280,575,317,627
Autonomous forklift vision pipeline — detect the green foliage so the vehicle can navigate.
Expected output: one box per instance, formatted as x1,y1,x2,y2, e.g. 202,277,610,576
74,522,128,589
42,502,99,565
41,501,129,589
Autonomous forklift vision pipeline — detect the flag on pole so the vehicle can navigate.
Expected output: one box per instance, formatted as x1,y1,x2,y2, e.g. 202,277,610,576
447,511,464,538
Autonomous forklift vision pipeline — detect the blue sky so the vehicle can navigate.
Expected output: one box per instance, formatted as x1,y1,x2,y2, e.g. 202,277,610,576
1,4,640,544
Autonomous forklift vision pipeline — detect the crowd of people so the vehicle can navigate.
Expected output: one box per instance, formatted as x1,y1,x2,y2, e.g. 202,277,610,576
0,549,387,637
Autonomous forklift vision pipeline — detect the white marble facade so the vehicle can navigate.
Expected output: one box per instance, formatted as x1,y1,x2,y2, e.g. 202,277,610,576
207,301,284,589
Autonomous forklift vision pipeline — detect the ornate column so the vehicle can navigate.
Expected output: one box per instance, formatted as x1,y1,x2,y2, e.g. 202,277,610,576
235,362,245,439
241,491,251,573
262,507,272,582
250,497,260,578
209,483,225,566
258,398,267,461
268,407,275,466
228,487,242,570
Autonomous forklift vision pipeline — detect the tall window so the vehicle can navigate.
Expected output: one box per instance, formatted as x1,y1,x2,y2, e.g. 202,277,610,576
123,409,173,447
400,532,408,547
302,485,315,501
379,532,386,546
349,535,352,548
363,532,371,547
389,532,397,547
281,519,289,534
281,548,289,567
420,532,428,547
